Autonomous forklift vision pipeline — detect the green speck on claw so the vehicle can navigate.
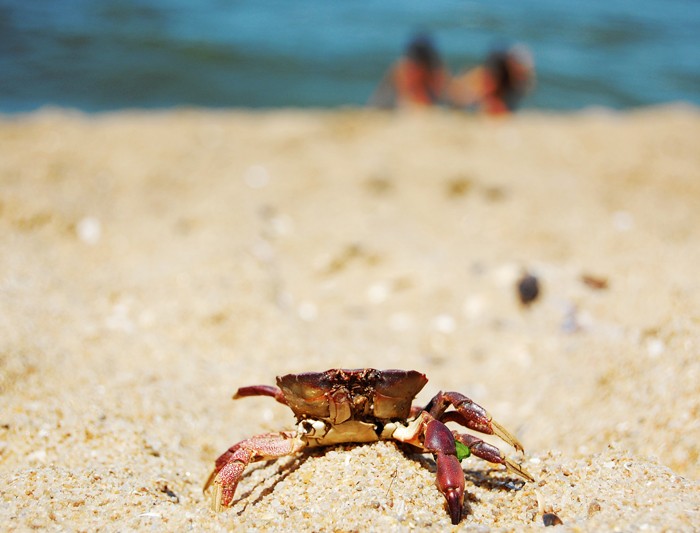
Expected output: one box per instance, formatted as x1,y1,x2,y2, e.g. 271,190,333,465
455,441,471,461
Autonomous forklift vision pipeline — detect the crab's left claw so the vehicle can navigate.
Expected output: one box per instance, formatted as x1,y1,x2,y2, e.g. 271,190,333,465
438,453,465,524
424,417,466,524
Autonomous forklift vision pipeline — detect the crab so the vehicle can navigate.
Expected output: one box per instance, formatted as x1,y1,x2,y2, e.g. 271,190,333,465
204,368,533,524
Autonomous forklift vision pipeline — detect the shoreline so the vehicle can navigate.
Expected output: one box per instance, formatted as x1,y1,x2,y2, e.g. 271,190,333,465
2,100,698,118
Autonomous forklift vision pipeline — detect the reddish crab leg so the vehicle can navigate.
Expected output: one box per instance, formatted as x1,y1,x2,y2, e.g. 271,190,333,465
424,417,466,525
233,385,288,405
392,412,466,524
204,431,304,511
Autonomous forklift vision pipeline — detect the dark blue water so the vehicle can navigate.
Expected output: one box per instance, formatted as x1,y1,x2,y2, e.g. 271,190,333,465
1,0,698,113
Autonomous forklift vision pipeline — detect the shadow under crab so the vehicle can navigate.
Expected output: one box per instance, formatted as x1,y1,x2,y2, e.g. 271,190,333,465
204,368,533,525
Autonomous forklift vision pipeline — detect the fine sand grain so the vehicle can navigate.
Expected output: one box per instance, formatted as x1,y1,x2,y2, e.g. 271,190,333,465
1,106,699,531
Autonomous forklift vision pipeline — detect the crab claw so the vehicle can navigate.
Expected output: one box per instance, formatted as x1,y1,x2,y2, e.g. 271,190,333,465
437,453,466,524
424,417,466,524
429,392,525,452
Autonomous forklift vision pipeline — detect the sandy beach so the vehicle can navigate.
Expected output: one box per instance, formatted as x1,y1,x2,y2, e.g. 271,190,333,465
1,106,699,531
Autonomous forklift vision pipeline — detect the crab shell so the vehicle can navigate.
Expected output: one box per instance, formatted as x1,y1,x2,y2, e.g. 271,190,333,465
277,368,428,424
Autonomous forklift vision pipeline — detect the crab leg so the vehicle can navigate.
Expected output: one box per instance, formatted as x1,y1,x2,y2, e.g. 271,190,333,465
233,385,288,405
392,412,465,524
204,431,305,511
453,433,534,482
424,417,466,524
425,391,525,452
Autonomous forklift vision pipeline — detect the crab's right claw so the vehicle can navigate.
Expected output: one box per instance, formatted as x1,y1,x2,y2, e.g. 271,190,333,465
437,453,466,524
204,431,303,511
423,416,466,524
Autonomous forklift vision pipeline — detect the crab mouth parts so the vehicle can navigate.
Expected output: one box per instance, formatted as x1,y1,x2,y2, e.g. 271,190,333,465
298,417,428,452
299,418,404,447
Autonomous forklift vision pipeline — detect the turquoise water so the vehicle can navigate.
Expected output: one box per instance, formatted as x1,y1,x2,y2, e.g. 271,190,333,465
1,0,698,112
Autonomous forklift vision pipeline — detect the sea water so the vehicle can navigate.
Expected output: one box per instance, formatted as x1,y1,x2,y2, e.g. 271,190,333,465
1,0,698,112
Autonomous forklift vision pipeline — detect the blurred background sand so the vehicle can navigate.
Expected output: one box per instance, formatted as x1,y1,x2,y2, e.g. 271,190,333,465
1,106,699,530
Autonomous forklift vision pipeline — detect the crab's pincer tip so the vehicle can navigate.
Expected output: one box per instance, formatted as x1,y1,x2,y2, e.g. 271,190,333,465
505,457,536,483
444,488,463,525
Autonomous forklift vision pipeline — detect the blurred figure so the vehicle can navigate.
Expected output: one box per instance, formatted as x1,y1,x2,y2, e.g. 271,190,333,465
449,45,535,115
370,34,449,108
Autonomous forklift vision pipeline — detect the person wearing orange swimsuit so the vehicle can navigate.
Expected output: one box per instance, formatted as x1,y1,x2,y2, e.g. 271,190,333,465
370,34,449,108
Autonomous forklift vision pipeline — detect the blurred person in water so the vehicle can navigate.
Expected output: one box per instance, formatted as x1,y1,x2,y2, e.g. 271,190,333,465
370,34,450,108
449,45,535,115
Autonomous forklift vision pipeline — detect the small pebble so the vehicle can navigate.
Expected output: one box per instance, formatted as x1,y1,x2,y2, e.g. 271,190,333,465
462,295,485,320
587,500,602,517
446,177,472,198
76,216,101,245
244,164,270,189
581,274,609,290
298,301,318,322
543,512,563,526
269,213,294,236
612,210,634,231
388,312,413,331
27,449,47,463
431,314,456,334
561,303,579,333
367,282,390,304
646,338,665,358
517,273,540,306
